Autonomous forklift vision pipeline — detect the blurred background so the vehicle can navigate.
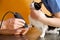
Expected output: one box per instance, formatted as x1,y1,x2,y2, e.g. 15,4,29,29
0,0,51,24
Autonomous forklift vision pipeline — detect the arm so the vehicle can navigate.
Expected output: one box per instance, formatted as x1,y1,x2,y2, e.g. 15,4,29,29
40,0,60,27
30,9,60,27
30,0,60,27
39,12,60,27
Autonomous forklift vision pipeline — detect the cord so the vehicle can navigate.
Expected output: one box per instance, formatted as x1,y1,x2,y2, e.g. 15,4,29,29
0,11,14,28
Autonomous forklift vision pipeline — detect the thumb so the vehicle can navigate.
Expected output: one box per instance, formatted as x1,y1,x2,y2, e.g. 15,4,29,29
22,28,29,35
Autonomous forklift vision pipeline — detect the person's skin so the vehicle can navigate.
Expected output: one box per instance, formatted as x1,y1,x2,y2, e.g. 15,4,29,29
0,18,30,35
30,8,60,27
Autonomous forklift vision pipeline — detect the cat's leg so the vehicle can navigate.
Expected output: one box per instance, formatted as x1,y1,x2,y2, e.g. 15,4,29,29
53,28,60,34
40,29,46,38
40,25,48,38
28,15,34,27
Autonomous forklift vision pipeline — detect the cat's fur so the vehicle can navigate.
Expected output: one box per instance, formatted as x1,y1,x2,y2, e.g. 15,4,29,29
29,2,60,38
29,12,60,38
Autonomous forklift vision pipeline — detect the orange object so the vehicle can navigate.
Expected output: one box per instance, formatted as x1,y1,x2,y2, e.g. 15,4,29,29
0,0,32,24
0,0,51,24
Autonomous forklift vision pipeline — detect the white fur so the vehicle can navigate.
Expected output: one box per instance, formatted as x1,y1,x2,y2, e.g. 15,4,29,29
29,14,60,38
29,15,48,38
29,2,60,38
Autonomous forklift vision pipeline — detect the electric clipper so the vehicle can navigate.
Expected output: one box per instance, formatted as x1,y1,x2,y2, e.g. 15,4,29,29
14,12,28,28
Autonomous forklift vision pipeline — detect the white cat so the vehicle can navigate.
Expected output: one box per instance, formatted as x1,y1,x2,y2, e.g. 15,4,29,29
28,11,60,38
29,2,60,38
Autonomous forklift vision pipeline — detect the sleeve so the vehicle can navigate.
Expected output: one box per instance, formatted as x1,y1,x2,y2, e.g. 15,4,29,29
42,0,60,14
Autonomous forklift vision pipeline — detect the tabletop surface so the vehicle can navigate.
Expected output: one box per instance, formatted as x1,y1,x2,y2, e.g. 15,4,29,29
0,27,60,40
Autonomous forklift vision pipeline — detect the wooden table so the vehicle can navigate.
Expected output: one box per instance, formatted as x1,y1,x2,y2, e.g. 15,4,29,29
26,27,41,40
0,27,41,40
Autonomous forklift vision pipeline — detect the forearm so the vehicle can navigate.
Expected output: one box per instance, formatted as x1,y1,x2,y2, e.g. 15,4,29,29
39,17,60,27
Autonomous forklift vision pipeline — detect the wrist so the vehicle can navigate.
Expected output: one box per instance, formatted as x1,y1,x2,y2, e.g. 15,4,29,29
0,21,6,29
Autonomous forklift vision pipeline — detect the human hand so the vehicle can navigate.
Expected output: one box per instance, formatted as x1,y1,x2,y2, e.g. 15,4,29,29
0,18,29,35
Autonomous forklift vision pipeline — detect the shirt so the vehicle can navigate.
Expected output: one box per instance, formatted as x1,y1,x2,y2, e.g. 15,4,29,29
42,0,60,14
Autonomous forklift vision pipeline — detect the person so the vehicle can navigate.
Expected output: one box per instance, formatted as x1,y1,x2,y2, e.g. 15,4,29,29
0,18,30,35
30,0,60,27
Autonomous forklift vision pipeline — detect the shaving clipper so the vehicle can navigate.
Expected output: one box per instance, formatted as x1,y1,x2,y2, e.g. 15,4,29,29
14,12,28,28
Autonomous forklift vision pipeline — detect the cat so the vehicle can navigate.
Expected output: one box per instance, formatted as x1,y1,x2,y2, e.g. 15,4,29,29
28,11,60,38
29,1,60,38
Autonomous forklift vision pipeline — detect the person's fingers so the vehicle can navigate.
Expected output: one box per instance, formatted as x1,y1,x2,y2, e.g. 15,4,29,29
14,20,25,26
13,19,25,29
7,18,25,25
13,24,24,29
22,28,30,35
15,19,25,24
14,29,22,35
14,28,25,35
22,29,28,35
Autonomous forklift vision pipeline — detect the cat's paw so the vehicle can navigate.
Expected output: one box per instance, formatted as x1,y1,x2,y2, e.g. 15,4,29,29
40,35,45,38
